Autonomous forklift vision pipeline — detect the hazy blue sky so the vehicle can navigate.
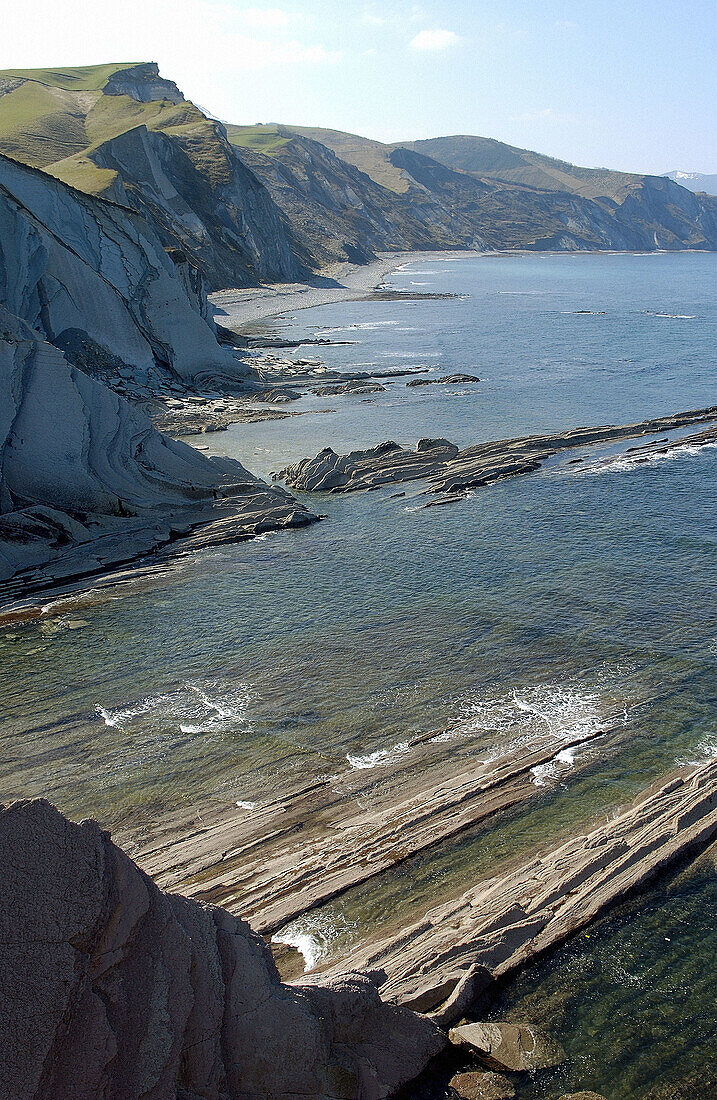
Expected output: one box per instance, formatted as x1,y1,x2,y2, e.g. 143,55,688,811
5,1,716,173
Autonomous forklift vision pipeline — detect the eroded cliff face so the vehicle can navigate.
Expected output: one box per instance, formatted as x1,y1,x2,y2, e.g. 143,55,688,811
232,133,488,267
86,119,304,289
0,62,305,289
0,798,445,1100
0,309,315,589
0,153,246,388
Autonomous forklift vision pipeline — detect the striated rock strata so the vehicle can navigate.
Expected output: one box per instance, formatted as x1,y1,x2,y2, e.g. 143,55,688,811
317,757,717,1024
276,407,717,502
0,152,245,388
135,700,637,934
0,798,445,1100
0,310,316,595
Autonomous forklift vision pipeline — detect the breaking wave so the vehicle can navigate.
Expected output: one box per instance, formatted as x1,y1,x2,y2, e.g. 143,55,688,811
579,440,717,475
271,910,356,972
94,678,254,736
347,741,411,769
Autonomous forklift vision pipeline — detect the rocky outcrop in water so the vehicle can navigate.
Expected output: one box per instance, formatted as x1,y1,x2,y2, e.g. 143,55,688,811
317,758,717,1023
406,374,481,387
135,696,637,937
276,408,717,503
450,1071,516,1099
448,1023,565,1073
0,798,445,1100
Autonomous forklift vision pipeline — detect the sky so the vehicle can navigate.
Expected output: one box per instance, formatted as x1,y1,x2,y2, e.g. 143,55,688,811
3,0,716,174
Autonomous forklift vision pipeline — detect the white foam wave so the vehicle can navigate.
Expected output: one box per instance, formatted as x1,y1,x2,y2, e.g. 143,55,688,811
347,741,411,769
450,682,611,769
644,311,696,319
676,735,717,767
95,679,254,736
530,745,580,787
271,910,356,971
580,440,717,475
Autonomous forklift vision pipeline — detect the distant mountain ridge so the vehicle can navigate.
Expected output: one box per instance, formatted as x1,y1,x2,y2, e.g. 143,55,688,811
663,170,717,195
231,123,717,260
0,61,716,290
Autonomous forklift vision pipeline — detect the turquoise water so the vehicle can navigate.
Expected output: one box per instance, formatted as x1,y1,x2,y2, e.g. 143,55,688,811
1,253,715,1096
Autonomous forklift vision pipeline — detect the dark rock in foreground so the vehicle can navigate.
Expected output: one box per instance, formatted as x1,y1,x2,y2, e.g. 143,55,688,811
0,799,445,1100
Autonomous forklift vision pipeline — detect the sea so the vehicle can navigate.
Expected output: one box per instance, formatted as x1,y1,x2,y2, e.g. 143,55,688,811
2,251,715,1097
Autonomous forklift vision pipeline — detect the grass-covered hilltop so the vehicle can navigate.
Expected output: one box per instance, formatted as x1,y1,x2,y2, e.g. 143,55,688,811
1,61,716,286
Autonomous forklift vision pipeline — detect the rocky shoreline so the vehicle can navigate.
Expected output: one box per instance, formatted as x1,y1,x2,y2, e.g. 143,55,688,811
314,756,717,1023
2,757,715,1098
133,696,641,935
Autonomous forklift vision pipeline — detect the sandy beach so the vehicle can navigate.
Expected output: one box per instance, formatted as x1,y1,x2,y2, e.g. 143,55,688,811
209,250,480,330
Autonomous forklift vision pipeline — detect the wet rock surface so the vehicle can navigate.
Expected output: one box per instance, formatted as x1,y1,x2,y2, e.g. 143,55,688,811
448,1022,566,1073
557,1093,608,1099
406,373,481,387
312,379,387,396
315,758,717,1024
449,1070,516,1099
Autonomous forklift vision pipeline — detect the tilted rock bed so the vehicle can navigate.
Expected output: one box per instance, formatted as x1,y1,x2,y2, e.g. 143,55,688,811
315,756,717,1025
135,698,641,934
275,406,717,502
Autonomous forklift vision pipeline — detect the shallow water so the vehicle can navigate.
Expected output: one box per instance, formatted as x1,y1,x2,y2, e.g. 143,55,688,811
1,252,715,1096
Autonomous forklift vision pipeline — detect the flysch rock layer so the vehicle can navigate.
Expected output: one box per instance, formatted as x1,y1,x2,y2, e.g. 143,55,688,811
0,151,245,387
0,798,445,1100
0,310,317,595
135,700,641,935
315,757,717,1025
276,407,717,502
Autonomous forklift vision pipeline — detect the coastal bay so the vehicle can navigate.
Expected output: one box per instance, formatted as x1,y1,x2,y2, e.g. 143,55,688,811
2,251,715,1099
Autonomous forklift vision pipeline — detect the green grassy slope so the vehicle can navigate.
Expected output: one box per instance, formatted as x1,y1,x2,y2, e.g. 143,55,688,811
403,135,643,200
269,125,644,203
225,124,289,154
0,64,222,191
0,63,140,91
272,125,411,193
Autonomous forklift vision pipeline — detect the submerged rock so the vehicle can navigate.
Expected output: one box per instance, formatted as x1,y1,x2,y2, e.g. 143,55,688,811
449,1022,566,1073
312,379,386,396
450,1069,516,1099
557,1093,607,1099
406,373,481,387
0,798,445,1099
